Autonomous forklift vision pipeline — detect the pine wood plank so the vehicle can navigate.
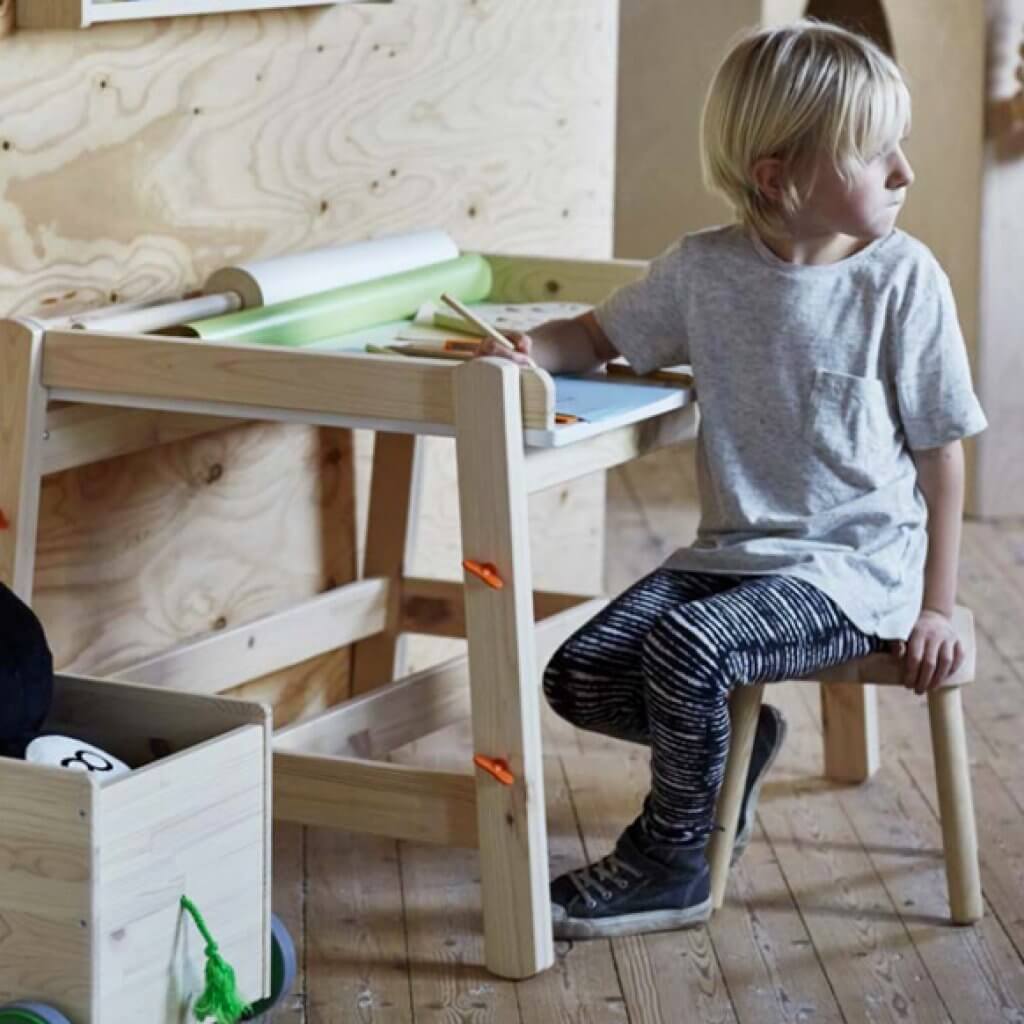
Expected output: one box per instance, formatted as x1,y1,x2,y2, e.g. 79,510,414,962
305,828,412,1022
486,253,645,305
42,404,239,475
0,319,46,597
42,331,461,428
270,822,307,1022
709,815,845,1023
393,736,522,1023
0,761,93,1018
274,752,477,846
400,578,594,639
969,761,1024,962
454,358,552,978
111,578,388,695
841,752,1024,1023
351,432,422,696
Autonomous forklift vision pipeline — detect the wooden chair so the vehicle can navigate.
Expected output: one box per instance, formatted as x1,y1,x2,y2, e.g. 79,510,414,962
707,605,983,925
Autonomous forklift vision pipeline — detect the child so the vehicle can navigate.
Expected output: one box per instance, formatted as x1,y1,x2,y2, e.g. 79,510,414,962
476,20,988,940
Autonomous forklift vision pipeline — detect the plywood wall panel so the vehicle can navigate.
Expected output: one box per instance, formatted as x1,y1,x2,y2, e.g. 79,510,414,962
0,0,617,714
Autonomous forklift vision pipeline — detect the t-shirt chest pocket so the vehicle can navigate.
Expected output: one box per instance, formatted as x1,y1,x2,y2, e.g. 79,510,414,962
803,368,891,467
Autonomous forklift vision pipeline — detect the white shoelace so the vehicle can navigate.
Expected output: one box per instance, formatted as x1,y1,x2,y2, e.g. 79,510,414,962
568,853,644,907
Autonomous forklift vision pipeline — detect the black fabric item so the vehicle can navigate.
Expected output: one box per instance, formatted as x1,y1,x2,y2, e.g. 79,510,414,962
732,703,788,858
0,584,54,758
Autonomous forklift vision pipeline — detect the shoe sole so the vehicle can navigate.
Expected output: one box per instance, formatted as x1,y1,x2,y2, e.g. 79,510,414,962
552,895,713,940
731,708,789,864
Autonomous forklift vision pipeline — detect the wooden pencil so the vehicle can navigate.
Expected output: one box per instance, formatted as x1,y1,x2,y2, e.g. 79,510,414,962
439,293,522,358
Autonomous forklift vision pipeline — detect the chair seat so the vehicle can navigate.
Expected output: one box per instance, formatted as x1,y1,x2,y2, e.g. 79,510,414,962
806,605,975,689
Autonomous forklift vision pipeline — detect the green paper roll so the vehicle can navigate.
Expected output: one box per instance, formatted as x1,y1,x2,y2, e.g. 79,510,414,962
177,254,492,347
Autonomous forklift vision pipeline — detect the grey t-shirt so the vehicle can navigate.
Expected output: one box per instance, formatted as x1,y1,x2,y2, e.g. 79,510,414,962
594,225,988,640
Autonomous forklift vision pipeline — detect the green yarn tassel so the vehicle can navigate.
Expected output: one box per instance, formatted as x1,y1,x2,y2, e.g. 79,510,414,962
180,895,252,1024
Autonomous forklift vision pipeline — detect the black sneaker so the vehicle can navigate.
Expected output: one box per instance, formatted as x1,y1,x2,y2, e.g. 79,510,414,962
550,824,711,939
730,703,787,863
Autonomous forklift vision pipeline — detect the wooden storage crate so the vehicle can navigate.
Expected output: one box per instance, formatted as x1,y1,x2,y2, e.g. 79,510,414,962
0,674,272,1022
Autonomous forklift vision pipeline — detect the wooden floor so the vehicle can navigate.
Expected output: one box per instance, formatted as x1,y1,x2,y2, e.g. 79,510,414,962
268,448,1024,1023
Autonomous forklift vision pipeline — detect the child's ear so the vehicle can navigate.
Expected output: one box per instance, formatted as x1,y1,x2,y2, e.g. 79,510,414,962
752,157,784,202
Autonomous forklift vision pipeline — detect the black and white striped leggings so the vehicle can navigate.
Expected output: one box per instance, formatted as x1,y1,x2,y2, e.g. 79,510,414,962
543,569,884,846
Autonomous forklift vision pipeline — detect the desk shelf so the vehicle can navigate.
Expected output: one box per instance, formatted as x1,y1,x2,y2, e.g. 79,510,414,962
18,0,376,31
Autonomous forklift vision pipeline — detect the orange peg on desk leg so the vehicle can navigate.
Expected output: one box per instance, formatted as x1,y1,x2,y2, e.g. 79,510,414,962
462,558,504,589
474,754,515,785
0,509,8,530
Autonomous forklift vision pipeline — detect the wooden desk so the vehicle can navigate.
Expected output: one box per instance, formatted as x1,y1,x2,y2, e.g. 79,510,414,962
0,252,879,978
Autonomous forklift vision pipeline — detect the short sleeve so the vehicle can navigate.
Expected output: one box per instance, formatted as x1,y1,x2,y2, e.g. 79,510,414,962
593,239,690,374
892,258,987,450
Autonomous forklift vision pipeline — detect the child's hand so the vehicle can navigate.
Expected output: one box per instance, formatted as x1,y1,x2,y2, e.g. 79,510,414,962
888,610,965,694
476,330,536,368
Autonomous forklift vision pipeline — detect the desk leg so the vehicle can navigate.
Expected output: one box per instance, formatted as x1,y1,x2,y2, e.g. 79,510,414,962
351,432,423,696
0,320,45,601
821,682,880,782
454,359,553,979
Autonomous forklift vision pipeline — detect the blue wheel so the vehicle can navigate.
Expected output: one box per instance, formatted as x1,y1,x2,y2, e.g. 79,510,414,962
242,913,297,1019
0,1004,72,1024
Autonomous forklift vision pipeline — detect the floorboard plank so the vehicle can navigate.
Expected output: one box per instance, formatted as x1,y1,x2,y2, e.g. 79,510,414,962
515,757,630,1023
390,734,521,1024
305,827,413,1023
270,822,307,1022
759,685,953,1023
839,748,1024,1023
562,749,740,1024
709,814,845,1024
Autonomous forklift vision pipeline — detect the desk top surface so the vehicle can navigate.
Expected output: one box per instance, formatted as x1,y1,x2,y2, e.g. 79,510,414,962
37,318,696,450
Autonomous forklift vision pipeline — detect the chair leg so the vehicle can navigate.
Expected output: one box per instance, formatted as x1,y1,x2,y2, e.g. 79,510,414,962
821,682,880,783
708,684,764,910
927,685,983,924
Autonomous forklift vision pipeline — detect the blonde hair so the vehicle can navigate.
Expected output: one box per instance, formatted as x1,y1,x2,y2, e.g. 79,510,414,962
701,20,910,239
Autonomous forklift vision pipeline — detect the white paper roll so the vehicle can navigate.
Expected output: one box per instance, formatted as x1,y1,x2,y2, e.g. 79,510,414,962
203,228,461,309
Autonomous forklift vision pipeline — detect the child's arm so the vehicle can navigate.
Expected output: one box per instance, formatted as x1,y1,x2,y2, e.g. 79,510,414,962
902,440,967,693
477,312,620,374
